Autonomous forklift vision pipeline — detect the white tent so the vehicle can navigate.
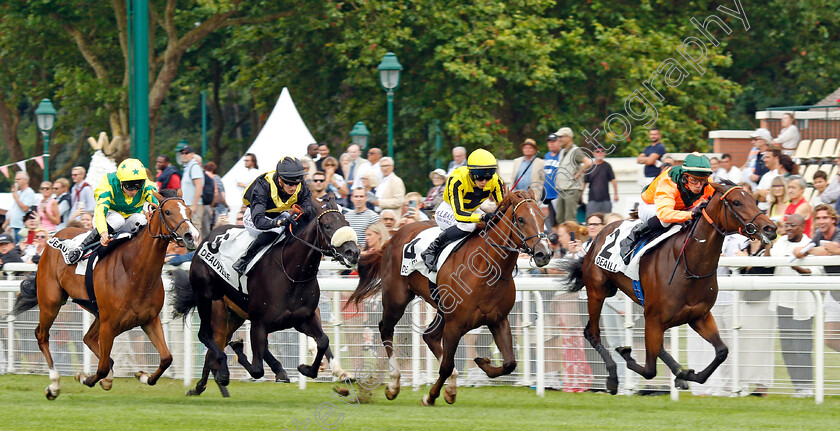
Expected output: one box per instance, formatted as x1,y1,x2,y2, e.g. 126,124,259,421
221,88,317,211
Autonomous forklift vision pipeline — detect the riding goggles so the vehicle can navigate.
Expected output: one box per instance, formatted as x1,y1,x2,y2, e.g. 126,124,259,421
470,168,495,182
280,175,304,186
121,180,144,191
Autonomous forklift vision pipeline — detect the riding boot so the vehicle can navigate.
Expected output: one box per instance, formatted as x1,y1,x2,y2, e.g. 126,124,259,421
233,231,279,275
64,230,102,265
421,226,470,272
619,223,649,265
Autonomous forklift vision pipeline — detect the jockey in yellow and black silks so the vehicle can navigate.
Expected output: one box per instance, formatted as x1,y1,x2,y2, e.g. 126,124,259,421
421,148,504,272
233,156,315,274
63,158,159,264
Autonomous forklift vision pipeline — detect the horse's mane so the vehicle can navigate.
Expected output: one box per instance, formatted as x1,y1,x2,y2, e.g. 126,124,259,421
159,189,179,198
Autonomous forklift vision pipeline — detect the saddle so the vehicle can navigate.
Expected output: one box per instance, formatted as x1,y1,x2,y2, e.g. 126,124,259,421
72,232,134,317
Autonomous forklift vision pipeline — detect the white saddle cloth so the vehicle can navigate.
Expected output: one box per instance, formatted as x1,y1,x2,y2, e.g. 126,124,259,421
196,227,284,294
47,231,132,276
399,227,470,284
593,219,682,281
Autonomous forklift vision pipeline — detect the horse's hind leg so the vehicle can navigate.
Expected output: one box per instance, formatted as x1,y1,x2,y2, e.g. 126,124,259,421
136,315,173,386
324,347,353,381
683,312,728,384
35,292,62,400
379,285,413,400
657,349,690,390
295,314,329,379
617,317,663,380
475,317,517,379
196,297,230,386
582,291,619,394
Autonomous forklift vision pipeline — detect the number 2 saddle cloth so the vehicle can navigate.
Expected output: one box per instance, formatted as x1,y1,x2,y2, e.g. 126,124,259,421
594,219,682,281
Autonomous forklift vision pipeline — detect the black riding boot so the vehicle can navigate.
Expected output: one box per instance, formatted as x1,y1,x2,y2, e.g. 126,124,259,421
421,226,470,272
619,223,650,265
233,231,279,275
64,230,102,265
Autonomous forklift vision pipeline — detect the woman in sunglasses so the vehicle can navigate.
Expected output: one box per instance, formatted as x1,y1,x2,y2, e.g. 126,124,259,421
421,148,504,272
63,158,159,264
233,156,314,274
619,152,715,264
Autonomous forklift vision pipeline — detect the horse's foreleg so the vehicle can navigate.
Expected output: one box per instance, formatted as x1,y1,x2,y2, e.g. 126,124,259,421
617,317,663,380
422,327,460,407
136,315,173,386
475,318,517,379
263,347,290,383
35,299,61,400
186,352,214,396
657,348,690,390
685,312,728,384
583,293,619,395
82,323,116,388
295,315,328,379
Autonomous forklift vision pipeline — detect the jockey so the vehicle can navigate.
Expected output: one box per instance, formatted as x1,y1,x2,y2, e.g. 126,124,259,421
619,152,715,264
232,156,314,274
421,148,504,272
63,158,159,264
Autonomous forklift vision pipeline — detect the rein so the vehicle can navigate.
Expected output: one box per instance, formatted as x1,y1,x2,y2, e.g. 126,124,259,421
279,208,346,283
147,196,191,246
488,196,548,260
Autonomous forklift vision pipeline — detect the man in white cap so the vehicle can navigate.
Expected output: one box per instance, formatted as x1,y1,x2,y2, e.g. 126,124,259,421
743,128,773,190
637,128,666,186
551,127,591,224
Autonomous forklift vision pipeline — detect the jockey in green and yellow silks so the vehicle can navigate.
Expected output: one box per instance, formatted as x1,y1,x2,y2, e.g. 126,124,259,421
63,158,159,264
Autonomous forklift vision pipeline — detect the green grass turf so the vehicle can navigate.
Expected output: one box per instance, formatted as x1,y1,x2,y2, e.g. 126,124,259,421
0,375,838,431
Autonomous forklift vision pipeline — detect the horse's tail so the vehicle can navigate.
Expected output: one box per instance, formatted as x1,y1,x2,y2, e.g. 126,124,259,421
10,276,38,316
558,255,586,292
346,246,385,308
169,269,196,320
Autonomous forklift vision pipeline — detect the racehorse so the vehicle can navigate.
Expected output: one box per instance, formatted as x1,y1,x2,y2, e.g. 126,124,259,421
170,270,352,397
11,189,198,399
347,189,551,406
175,195,360,393
561,181,777,394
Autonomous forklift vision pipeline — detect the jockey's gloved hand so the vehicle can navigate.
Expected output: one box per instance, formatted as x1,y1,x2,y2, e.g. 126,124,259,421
276,211,293,227
691,201,708,219
480,212,496,223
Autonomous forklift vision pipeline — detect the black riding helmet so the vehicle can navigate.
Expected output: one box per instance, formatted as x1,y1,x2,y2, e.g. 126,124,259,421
275,156,306,186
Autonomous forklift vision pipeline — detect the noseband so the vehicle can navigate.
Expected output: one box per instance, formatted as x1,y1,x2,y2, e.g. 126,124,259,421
700,186,762,238
147,196,192,246
488,198,548,257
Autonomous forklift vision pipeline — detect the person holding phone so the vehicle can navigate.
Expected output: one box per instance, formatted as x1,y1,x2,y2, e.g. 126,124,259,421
395,192,430,229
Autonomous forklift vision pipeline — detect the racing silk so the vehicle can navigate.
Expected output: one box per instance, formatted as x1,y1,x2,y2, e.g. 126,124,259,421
442,166,504,223
93,172,159,234
243,171,314,230
641,168,714,224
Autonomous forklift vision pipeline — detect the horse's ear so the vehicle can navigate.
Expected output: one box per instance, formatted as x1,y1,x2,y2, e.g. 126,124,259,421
176,188,183,198
710,182,730,195
327,192,338,208
527,188,537,201
152,190,164,203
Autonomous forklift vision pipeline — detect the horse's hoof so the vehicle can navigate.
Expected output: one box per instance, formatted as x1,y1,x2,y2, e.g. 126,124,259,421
615,346,632,356
220,386,231,398
45,387,59,400
385,386,400,400
606,377,619,395
74,372,84,383
675,378,689,390
444,387,457,404
228,339,244,351
135,371,150,385
676,368,695,381
298,364,318,379
275,371,291,383
100,379,113,391
337,372,355,383
215,371,230,387
186,388,202,396
474,357,490,367
421,394,435,406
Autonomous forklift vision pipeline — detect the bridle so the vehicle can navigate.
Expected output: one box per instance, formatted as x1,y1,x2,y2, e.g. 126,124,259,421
488,195,548,257
147,196,192,247
280,207,353,283
700,186,762,238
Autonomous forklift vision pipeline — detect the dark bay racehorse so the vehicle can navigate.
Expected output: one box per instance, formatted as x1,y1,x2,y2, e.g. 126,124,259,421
561,182,776,394
11,189,198,399
348,189,551,406
173,196,359,394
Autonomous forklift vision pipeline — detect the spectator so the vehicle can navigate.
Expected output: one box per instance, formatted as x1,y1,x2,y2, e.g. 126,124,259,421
447,146,467,175
660,155,675,173
320,156,349,204
366,148,384,182
379,209,398,233
360,171,379,211
363,221,390,253
637,128,666,186
164,242,194,266
235,209,245,226
345,143,371,190
301,143,320,176
204,161,227,227
819,155,840,206
0,233,23,268
343,188,379,249
583,145,618,216
812,170,829,203
785,176,812,234
53,178,72,230
511,139,545,197
773,113,801,156
4,172,36,242
753,147,782,211
314,142,331,171
370,157,406,217
423,169,447,212
309,171,329,202
766,176,788,224
543,132,562,230
70,166,96,216
735,236,774,396
19,207,41,244
235,152,260,201
37,181,59,234
155,155,181,191
794,204,840,261
744,128,772,188
779,153,798,176
179,145,204,235
21,228,49,264
770,213,817,398
395,192,430,229
553,127,592,225
339,153,352,185
708,157,720,182
716,153,743,184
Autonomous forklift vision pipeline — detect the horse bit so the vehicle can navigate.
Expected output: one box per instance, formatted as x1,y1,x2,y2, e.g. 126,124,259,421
488,198,548,258
148,196,192,247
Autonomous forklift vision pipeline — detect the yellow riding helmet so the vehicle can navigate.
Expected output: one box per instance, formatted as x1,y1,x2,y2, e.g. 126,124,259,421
116,158,148,183
467,148,497,169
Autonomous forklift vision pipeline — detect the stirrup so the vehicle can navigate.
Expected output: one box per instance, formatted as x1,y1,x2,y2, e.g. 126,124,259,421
233,258,248,274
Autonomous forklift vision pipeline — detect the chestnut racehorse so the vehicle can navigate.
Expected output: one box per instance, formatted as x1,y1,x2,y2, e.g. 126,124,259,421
11,189,199,399
561,181,777,394
348,189,551,406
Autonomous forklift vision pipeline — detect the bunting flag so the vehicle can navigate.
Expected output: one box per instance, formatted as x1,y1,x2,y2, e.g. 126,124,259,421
16,161,26,172
0,154,52,176
0,166,8,178
34,156,44,169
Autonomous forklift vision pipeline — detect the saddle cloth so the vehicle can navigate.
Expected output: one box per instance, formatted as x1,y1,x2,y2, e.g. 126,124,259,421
47,231,131,276
196,227,285,295
593,219,682,281
399,227,470,284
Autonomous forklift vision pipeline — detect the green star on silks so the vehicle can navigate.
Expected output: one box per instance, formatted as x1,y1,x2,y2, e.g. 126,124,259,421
133,169,140,175
121,164,126,169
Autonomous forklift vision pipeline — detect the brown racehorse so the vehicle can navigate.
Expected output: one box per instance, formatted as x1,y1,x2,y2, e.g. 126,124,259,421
11,189,199,400
561,181,777,394
348,189,551,406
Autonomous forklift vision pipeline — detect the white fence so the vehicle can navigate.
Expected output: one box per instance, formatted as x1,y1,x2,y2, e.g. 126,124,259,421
2,257,840,405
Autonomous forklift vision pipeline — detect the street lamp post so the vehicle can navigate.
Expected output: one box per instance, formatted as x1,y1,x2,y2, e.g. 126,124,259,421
349,121,370,149
35,98,57,181
377,52,402,158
